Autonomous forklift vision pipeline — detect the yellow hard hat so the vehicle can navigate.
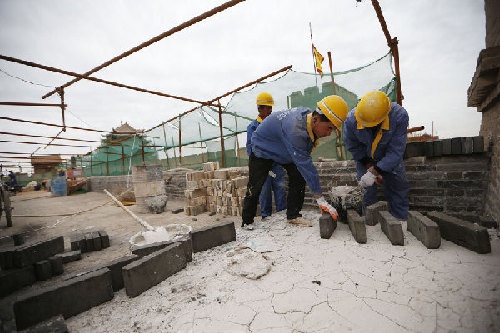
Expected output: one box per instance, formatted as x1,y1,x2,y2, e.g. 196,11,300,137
256,92,274,106
316,95,348,129
355,91,391,127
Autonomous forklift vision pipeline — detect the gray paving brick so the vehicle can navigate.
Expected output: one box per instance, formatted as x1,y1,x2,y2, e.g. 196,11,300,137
451,137,465,154
84,233,94,252
319,214,336,239
192,221,236,253
99,255,138,292
132,237,192,262
426,211,491,254
98,230,110,248
442,138,452,155
34,261,52,281
0,265,36,298
464,137,473,154
365,201,388,226
346,210,367,244
407,211,441,249
0,249,14,269
404,142,425,158
432,140,443,157
123,243,187,297
14,268,113,330
54,251,81,264
48,256,64,276
377,211,404,246
13,237,64,268
91,232,102,251
472,136,484,153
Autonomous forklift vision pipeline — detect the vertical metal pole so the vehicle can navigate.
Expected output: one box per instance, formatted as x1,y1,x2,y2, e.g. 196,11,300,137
106,147,109,176
90,154,93,176
178,116,182,166
309,22,318,87
57,87,66,132
141,136,145,164
198,123,205,163
162,124,170,169
234,114,241,159
371,0,403,105
171,137,177,167
217,100,225,168
121,145,125,175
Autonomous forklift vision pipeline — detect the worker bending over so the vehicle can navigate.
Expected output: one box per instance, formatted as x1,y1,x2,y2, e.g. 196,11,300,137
242,95,348,229
343,91,409,220
246,92,287,221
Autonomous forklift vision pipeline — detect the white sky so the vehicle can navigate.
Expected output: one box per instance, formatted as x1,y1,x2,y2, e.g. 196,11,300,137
0,0,486,171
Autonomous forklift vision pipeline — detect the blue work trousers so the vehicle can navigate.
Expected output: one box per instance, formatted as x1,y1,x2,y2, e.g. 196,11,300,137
356,161,410,220
259,163,287,217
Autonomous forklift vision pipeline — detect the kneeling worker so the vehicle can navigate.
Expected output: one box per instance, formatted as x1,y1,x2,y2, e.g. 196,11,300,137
242,95,348,229
343,91,410,220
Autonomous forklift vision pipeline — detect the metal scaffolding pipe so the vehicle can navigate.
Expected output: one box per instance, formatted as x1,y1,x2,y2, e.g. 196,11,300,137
0,131,98,143
0,102,67,107
41,0,247,99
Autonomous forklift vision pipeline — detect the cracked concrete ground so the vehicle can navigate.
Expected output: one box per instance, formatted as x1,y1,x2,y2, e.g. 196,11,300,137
65,210,500,333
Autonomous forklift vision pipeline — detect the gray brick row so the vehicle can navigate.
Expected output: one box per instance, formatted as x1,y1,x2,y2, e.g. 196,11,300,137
192,221,236,253
346,210,367,244
377,211,404,246
365,201,388,226
14,268,113,330
122,243,187,297
407,211,441,249
70,230,110,253
426,211,491,254
319,214,336,239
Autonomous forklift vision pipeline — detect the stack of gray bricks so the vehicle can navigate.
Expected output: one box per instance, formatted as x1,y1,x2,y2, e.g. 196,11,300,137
0,237,65,298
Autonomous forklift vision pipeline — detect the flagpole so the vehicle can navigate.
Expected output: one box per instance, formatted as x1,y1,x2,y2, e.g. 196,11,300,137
309,22,318,87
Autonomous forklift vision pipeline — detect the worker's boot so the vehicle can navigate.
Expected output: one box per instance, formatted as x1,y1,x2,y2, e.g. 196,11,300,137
287,217,312,227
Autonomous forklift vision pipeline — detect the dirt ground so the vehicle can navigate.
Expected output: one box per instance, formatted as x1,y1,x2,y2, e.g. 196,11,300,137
1,190,499,332
0,190,231,276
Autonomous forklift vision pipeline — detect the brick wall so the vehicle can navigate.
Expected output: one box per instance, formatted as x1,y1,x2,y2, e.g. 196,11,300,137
301,152,491,217
485,0,500,48
480,104,500,218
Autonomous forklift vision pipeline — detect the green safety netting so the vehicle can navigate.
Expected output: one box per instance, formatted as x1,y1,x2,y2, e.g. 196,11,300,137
84,51,396,175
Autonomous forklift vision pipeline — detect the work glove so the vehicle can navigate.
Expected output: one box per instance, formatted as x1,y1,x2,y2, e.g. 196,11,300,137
316,196,338,221
359,167,381,188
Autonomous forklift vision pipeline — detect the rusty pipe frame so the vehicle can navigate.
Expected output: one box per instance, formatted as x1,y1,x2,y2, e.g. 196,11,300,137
0,54,218,107
148,65,292,132
370,0,402,105
42,0,247,99
0,131,98,143
0,102,68,107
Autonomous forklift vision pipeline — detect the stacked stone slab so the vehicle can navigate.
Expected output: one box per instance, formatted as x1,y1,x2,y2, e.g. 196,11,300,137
184,162,249,216
70,230,110,253
377,211,405,246
426,211,491,254
407,211,441,249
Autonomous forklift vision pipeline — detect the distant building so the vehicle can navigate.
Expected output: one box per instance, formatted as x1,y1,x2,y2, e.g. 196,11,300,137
31,155,63,174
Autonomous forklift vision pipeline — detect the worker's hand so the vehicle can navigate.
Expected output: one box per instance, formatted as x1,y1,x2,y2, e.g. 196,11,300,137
316,196,338,221
359,167,378,188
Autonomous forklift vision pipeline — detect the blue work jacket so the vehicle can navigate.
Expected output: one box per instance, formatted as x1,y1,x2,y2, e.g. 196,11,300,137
343,102,409,172
246,118,262,156
251,107,322,194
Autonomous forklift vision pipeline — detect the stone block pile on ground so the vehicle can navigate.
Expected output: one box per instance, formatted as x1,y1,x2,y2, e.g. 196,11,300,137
184,162,249,216
70,230,110,253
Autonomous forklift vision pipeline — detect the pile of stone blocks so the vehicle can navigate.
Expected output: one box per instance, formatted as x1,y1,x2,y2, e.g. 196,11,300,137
70,230,110,253
0,237,65,298
184,162,249,216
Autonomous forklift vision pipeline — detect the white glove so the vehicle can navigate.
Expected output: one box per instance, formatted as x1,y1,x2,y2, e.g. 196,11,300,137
359,167,377,188
316,196,338,220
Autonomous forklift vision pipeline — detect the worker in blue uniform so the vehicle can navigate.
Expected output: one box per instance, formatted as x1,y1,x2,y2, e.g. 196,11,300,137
242,95,349,229
343,91,410,220
246,92,287,220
